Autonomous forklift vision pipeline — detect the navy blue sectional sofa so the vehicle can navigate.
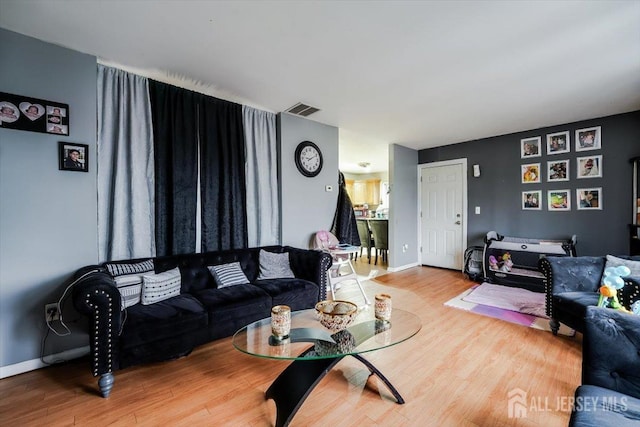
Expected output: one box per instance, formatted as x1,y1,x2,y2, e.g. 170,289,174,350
569,306,640,426
72,245,332,397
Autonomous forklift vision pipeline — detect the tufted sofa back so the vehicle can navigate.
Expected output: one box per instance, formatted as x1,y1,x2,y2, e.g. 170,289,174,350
582,306,640,400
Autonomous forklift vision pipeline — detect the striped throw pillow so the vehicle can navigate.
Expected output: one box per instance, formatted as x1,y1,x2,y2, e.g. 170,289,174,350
114,274,143,308
208,262,250,288
141,267,181,305
105,259,154,277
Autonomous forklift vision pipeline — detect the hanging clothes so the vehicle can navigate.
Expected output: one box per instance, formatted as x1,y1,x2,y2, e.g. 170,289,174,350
331,172,361,246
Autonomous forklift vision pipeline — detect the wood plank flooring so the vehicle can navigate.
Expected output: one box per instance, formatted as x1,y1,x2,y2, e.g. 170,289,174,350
0,265,582,426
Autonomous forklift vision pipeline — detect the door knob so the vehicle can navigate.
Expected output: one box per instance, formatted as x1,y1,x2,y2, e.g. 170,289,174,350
455,221,461,225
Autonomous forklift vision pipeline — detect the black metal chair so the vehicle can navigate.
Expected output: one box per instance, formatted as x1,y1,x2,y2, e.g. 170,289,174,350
356,220,374,263
369,220,388,265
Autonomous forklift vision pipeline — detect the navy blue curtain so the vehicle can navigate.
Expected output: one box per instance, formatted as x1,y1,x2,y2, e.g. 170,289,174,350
199,95,248,251
149,81,198,256
149,80,248,255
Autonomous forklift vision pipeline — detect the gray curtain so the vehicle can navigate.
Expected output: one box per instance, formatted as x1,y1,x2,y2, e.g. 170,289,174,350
243,106,280,246
97,64,155,261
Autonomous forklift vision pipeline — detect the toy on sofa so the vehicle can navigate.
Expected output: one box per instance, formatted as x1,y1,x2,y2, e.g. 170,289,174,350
500,252,513,272
632,301,640,316
598,265,631,311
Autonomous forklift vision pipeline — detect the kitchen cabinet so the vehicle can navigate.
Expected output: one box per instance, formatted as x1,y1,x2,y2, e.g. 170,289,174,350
345,179,380,205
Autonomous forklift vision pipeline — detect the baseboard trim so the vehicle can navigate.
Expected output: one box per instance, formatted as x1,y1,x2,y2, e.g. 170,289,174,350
0,346,90,379
387,262,419,273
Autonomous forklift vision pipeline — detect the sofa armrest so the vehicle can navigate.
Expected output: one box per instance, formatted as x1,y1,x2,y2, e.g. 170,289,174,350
72,268,122,377
619,276,640,310
285,246,333,301
582,307,640,400
540,256,605,317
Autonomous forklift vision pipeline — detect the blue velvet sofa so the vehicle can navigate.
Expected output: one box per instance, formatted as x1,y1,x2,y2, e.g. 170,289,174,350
539,256,640,335
569,306,640,426
71,245,332,397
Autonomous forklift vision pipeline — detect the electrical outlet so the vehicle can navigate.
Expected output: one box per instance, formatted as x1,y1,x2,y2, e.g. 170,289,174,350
45,303,60,321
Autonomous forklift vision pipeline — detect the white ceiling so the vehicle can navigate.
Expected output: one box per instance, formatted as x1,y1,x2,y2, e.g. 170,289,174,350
1,1,639,174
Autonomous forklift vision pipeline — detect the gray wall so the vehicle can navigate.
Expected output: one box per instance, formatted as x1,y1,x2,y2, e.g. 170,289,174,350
419,111,640,256
389,143,419,269
0,29,97,369
278,113,339,249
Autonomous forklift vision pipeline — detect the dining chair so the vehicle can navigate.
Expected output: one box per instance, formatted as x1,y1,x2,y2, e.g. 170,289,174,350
356,220,374,263
369,220,388,265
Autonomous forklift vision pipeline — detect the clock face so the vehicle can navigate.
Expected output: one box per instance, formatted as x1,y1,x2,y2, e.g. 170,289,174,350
295,141,323,177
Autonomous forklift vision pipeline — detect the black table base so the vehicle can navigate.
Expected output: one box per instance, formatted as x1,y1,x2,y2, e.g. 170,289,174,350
265,348,405,427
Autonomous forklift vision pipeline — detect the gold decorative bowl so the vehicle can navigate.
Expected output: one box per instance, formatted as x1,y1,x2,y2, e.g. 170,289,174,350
315,300,359,332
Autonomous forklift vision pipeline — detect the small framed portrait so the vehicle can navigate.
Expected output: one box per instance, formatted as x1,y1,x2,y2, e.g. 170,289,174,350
58,142,88,172
548,189,571,211
547,159,569,182
577,155,602,179
47,105,67,117
521,163,541,184
577,188,602,210
546,131,570,155
575,126,601,151
0,101,20,123
520,137,541,159
47,123,68,135
522,190,542,210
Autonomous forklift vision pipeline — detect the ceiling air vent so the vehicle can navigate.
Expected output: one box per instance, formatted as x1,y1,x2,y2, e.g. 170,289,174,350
286,102,320,117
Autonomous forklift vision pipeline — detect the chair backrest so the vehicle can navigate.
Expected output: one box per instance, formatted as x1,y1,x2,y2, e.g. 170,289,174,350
356,220,372,247
312,230,340,251
369,220,388,250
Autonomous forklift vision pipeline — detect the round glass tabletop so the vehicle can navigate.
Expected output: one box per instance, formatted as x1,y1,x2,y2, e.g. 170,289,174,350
232,307,422,360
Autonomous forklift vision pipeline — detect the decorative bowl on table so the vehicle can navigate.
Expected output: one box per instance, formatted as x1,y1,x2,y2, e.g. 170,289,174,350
314,300,359,332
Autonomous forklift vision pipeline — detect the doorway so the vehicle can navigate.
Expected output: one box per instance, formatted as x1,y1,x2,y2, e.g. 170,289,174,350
419,159,467,270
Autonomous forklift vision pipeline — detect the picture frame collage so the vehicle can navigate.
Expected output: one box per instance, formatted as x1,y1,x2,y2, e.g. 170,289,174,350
1,91,87,173
520,126,602,211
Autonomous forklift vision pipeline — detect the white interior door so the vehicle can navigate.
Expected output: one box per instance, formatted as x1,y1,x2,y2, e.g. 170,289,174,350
420,161,466,270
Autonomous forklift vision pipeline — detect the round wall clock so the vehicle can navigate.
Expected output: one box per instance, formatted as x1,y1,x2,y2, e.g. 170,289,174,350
294,141,323,177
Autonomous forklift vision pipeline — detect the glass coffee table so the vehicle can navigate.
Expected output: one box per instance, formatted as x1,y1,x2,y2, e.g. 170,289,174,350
233,307,422,427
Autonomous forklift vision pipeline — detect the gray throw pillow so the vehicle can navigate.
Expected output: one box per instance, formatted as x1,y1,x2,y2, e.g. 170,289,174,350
605,255,640,276
257,250,295,280
208,262,250,288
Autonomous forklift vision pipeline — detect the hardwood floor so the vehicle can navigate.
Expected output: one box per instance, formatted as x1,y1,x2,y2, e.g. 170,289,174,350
0,266,582,426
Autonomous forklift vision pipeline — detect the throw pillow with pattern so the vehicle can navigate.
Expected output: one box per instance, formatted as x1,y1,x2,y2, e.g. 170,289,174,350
141,267,181,305
257,250,295,280
105,259,154,277
208,262,250,288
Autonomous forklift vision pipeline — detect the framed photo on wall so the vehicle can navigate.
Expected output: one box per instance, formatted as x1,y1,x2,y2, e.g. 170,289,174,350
546,131,570,155
577,155,602,179
577,187,602,210
548,189,571,211
58,142,88,172
520,136,541,158
547,159,569,182
575,126,601,151
521,163,541,183
522,190,542,210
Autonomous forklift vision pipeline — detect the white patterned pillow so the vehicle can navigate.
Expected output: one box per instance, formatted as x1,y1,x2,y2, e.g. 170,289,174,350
257,250,295,280
141,267,181,305
605,255,640,276
208,262,250,288
105,259,154,277
114,274,143,308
